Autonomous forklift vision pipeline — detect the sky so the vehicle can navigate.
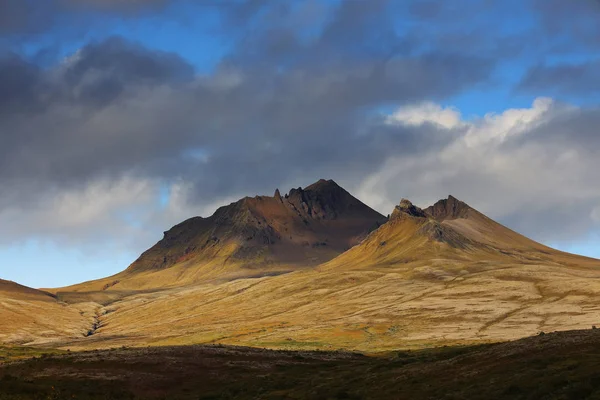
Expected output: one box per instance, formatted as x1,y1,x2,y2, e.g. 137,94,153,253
1,0,599,288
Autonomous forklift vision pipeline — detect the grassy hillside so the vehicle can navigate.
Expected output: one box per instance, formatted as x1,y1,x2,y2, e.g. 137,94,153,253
0,280,93,346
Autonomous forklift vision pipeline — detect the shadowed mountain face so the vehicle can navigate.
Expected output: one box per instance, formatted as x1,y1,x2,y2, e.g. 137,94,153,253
129,179,386,272
61,179,387,291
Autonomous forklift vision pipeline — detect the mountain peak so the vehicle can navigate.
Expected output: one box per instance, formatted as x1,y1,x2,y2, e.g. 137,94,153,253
391,198,427,219
424,195,471,221
284,179,377,221
304,179,342,192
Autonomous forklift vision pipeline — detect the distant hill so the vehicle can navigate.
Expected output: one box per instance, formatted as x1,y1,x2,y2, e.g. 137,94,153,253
0,280,96,346
0,279,56,301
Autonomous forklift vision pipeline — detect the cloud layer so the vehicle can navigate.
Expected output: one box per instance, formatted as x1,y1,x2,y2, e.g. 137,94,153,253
0,0,599,263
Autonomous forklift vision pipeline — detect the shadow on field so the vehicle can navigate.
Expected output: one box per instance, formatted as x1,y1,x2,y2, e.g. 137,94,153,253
2,329,600,399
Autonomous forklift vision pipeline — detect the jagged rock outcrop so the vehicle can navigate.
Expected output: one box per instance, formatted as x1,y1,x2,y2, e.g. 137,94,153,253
424,195,471,220
392,199,428,219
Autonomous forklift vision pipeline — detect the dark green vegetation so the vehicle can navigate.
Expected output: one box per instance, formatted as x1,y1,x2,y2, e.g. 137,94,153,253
2,329,600,399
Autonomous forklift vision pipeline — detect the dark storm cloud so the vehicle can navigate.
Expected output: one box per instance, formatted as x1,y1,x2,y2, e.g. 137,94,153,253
61,37,194,104
0,37,193,114
514,0,600,99
0,53,43,114
0,0,54,34
0,0,494,208
1,0,599,252
0,37,196,186
518,61,600,97
0,0,170,33
532,0,600,50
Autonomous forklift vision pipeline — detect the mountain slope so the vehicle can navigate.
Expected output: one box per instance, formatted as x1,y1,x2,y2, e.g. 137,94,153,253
0,279,56,301
324,195,598,271
58,179,386,292
424,195,551,251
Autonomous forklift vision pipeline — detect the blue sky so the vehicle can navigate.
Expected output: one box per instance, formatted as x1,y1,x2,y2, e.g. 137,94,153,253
1,0,599,288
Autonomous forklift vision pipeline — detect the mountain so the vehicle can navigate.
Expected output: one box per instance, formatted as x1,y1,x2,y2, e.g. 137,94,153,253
4,186,600,351
321,195,575,271
38,195,599,352
58,179,386,292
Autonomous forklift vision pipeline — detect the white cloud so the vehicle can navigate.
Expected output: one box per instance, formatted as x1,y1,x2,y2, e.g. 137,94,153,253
592,206,600,223
0,177,157,249
387,102,463,129
462,97,555,147
359,97,600,242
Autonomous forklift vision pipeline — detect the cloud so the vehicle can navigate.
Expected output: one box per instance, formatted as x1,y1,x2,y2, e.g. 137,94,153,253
0,0,171,35
532,0,600,51
515,1,600,99
0,0,599,260
0,2,493,187
0,0,496,254
519,60,600,98
0,176,157,248
387,103,463,130
358,98,600,243
592,206,600,223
